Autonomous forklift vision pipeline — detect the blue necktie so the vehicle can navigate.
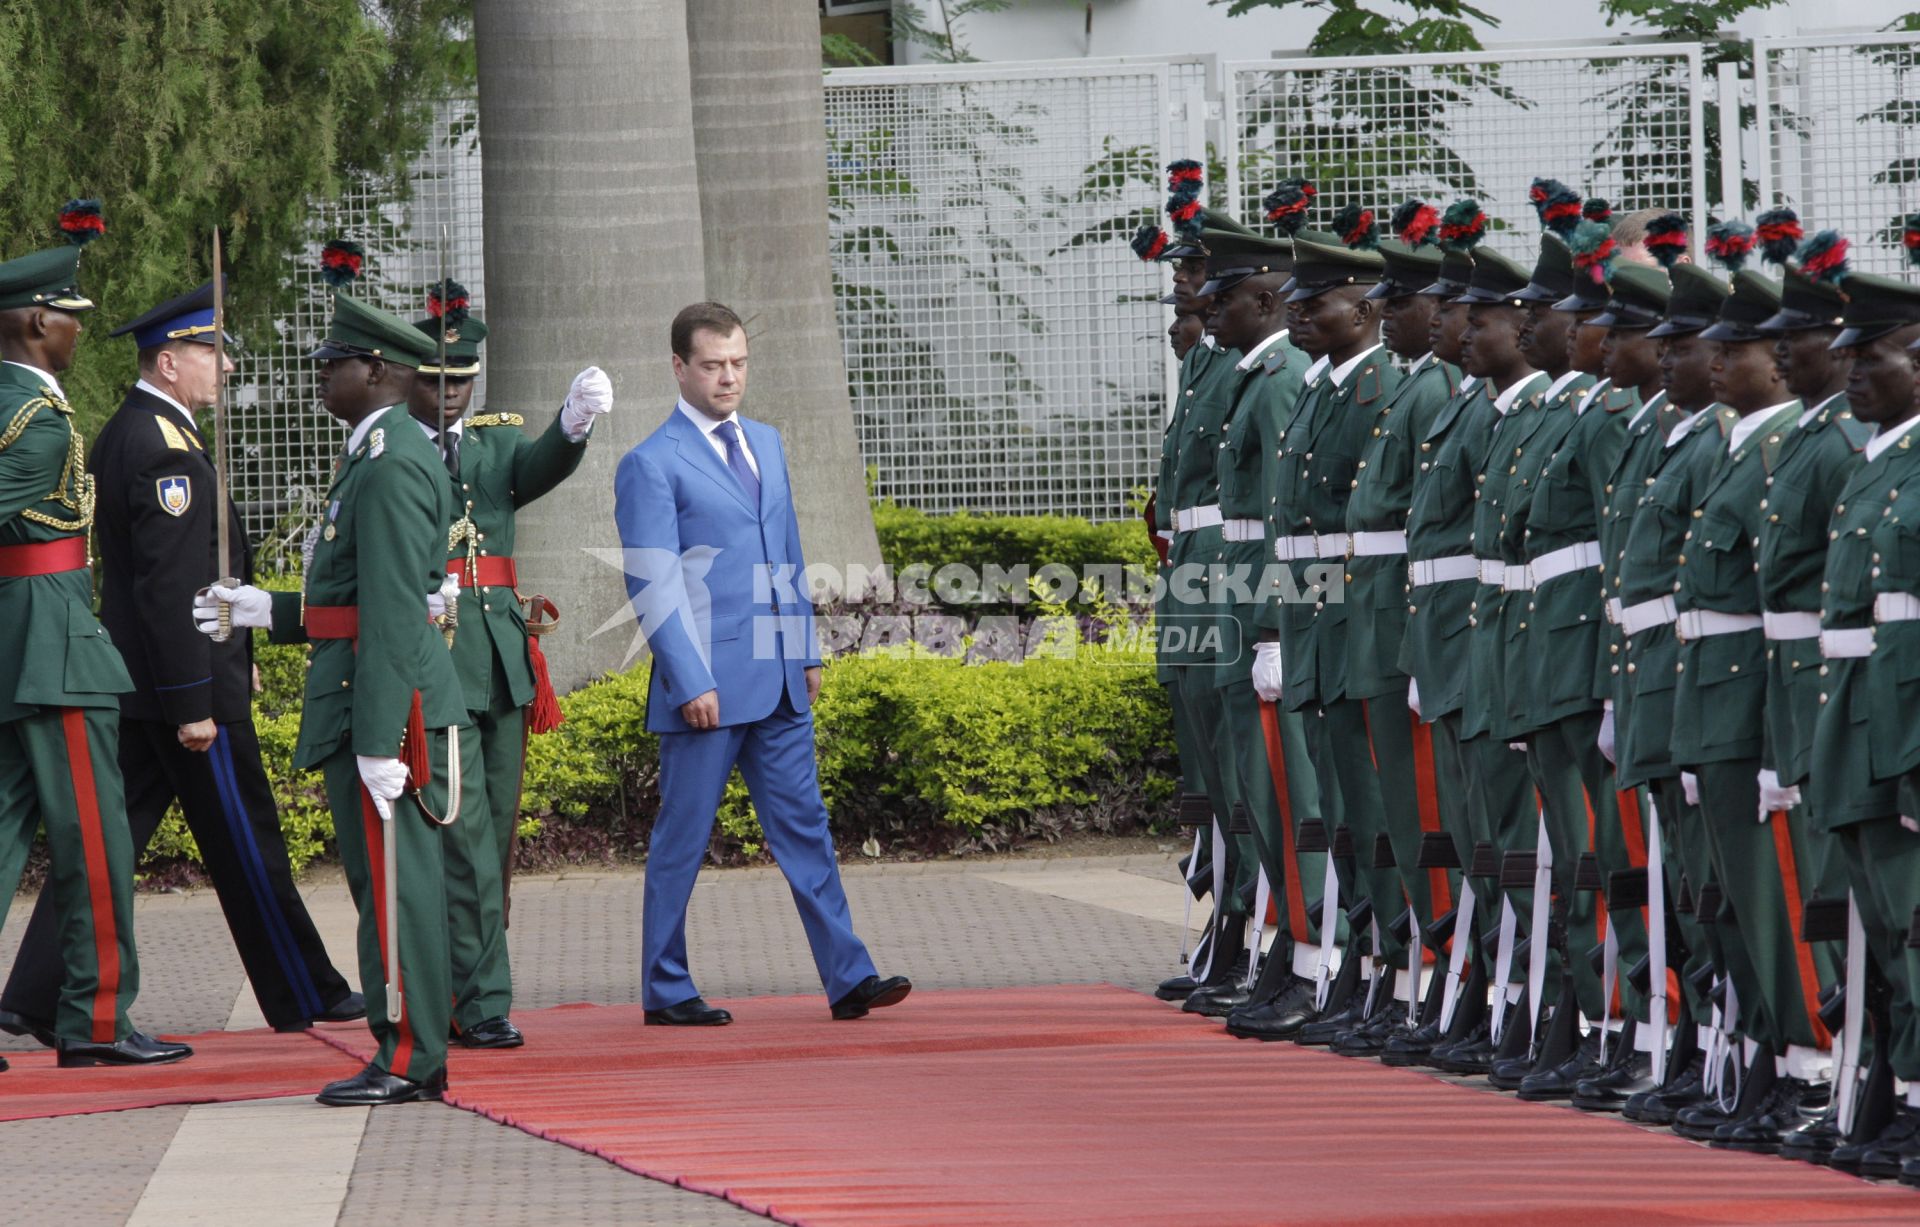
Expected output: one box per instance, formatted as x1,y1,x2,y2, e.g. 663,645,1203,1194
713,419,760,507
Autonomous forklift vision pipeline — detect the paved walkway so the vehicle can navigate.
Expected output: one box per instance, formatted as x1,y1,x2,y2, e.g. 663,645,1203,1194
0,849,1199,1226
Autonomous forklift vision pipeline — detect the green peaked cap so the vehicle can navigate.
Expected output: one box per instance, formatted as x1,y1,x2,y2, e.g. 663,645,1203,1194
1455,247,1531,305
309,291,437,369
1701,270,1783,342
1648,263,1729,338
1284,231,1384,302
1833,271,1920,349
1365,238,1444,301
415,315,489,377
0,245,93,312
1514,235,1574,304
1589,263,1670,331
1760,265,1847,334
1196,226,1294,297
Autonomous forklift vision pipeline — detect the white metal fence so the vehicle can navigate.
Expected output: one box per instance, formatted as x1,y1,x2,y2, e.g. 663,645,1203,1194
1226,45,1708,263
229,100,484,551
1757,32,1920,276
822,60,1176,520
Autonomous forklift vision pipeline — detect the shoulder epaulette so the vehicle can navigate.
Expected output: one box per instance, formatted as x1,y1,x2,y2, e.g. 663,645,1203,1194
467,412,525,428
1261,346,1291,376
1355,366,1383,405
1605,387,1636,414
1760,427,1791,473
155,415,191,452
1712,405,1740,436
1836,412,1873,453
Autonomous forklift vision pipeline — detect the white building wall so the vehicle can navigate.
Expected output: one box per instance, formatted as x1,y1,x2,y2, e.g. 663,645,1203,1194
900,0,1917,65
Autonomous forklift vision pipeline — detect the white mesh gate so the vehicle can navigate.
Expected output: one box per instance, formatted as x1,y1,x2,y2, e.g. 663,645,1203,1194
823,61,1175,520
1756,33,1920,276
1226,46,1709,263
229,99,484,559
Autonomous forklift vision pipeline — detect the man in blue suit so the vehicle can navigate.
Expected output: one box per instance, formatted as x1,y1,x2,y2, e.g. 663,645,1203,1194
613,301,911,1026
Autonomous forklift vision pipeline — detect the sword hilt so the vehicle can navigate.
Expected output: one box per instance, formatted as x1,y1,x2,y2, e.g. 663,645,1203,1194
210,575,239,644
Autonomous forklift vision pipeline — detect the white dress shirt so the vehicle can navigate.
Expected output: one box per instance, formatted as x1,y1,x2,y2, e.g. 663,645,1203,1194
678,397,759,479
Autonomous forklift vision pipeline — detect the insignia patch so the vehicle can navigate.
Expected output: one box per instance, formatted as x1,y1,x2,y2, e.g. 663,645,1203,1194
156,475,191,517
368,428,385,458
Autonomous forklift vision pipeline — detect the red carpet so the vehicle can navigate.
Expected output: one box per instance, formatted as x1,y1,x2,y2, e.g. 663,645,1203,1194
0,1025,362,1122
309,984,1918,1226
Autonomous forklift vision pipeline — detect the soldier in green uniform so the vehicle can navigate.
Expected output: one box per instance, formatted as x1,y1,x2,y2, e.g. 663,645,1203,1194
1611,256,1741,1128
1191,226,1330,1040
0,224,190,1069
1748,228,1868,1162
1809,269,1920,1177
1451,244,1556,1091
406,284,609,1048
1668,252,1828,1144
201,293,466,1105
1398,226,1512,1075
1325,206,1470,1065
1261,226,1406,1050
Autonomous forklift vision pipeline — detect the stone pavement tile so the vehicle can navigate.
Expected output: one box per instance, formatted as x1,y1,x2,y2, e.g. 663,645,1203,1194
339,1103,766,1227
0,1105,188,1225
126,1096,366,1227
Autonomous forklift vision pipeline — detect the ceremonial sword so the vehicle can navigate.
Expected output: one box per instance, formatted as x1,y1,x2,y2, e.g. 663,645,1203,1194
210,229,238,639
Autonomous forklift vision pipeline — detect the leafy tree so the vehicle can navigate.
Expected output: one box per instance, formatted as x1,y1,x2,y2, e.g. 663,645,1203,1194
1208,0,1499,55
890,0,1015,64
0,1,473,434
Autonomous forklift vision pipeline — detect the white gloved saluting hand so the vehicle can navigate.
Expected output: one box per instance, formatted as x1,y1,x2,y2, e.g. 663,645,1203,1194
193,583,273,635
1251,641,1284,703
559,365,613,441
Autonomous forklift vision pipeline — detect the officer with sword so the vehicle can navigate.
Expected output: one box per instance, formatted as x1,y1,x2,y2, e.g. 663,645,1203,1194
196,288,467,1106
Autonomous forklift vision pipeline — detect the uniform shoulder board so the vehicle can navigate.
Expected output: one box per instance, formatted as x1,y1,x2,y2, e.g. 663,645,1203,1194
1605,387,1635,413
1712,405,1739,436
367,427,385,459
467,412,525,428
1261,347,1290,376
1836,413,1874,453
1355,366,1383,405
1760,429,1790,473
155,415,191,452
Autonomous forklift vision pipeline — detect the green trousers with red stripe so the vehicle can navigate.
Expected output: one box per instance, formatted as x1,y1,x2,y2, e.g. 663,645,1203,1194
322,731,459,1082
0,705,138,1043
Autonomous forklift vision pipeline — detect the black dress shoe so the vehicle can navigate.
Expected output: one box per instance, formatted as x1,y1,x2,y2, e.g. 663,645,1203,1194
1517,1034,1601,1102
1714,1077,1828,1153
1155,973,1201,1002
0,1055,7,1072
1294,996,1367,1046
316,1062,446,1107
454,1016,525,1049
645,997,734,1027
1433,1024,1499,1076
831,975,912,1021
1487,1051,1536,1092
56,1030,193,1068
1181,983,1251,1017
1779,1111,1845,1164
1623,1058,1704,1124
274,991,370,1033
1379,1021,1441,1068
0,1008,56,1050
1571,1049,1654,1112
1224,980,1316,1041
1330,1001,1406,1058
1855,1106,1920,1179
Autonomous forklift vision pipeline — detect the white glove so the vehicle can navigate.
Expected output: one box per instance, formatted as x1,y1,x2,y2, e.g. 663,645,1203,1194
1407,677,1422,719
1250,641,1284,702
427,572,460,621
1597,701,1616,767
1757,767,1800,822
560,365,613,441
193,583,272,634
1509,741,1529,753
1902,814,1920,834
1681,771,1701,807
356,755,408,822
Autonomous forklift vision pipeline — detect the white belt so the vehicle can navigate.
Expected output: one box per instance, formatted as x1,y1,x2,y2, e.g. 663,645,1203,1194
1477,559,1505,586
1274,532,1348,562
1172,504,1222,533
1502,564,1533,593
1409,555,1480,587
1617,595,1678,637
1606,597,1625,625
1154,530,1173,544
1529,540,1602,588
1350,530,1407,557
1762,610,1821,641
1674,609,1763,642
1820,628,1875,659
1221,518,1264,542
1874,592,1920,624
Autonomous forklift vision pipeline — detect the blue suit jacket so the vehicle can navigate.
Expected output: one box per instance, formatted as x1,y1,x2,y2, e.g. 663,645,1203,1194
613,407,821,734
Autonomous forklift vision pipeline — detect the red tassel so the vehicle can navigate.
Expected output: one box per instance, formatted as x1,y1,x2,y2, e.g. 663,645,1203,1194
527,635,565,735
402,690,430,788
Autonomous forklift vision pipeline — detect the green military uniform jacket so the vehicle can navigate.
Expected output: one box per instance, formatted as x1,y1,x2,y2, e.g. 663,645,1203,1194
1756,394,1869,786
1670,402,1802,767
1493,370,1595,735
1612,404,1738,788
444,412,588,712
1399,377,1491,720
1517,378,1638,727
1344,353,1459,700
1213,330,1306,687
1460,371,1551,741
1162,339,1242,669
268,404,465,768
1266,347,1401,711
1811,415,1920,828
0,363,132,721
1598,391,1672,712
